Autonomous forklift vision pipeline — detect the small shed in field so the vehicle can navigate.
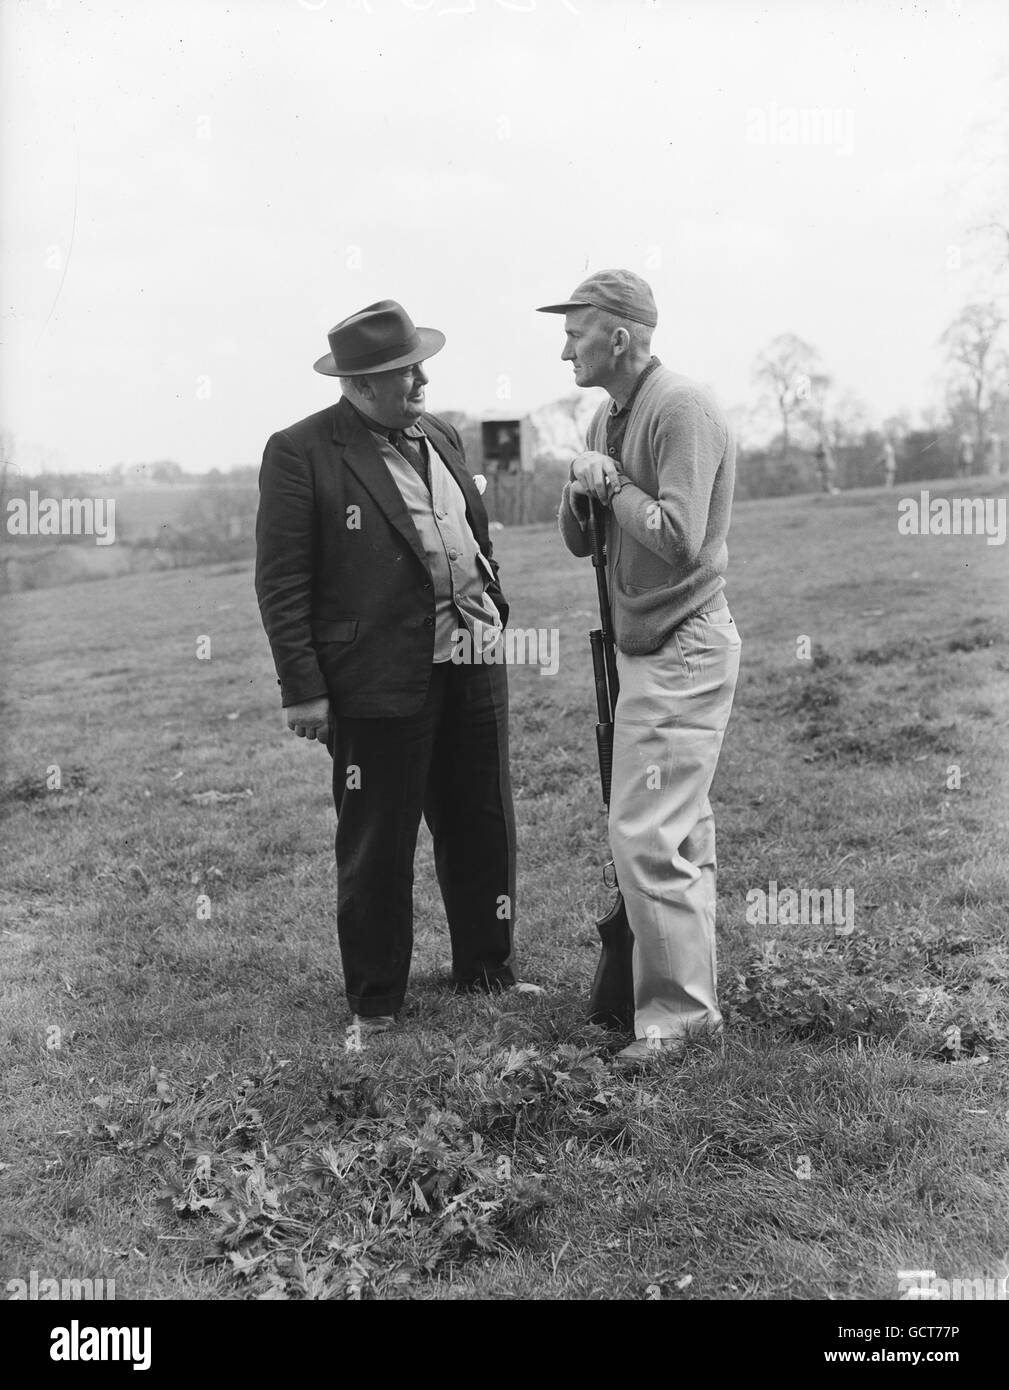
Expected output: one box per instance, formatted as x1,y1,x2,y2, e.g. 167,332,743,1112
478,413,538,522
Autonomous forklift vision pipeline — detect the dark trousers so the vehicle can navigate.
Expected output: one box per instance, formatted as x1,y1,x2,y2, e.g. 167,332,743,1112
331,659,516,1016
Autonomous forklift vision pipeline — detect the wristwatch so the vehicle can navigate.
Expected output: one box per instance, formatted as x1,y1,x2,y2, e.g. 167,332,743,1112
608,471,630,496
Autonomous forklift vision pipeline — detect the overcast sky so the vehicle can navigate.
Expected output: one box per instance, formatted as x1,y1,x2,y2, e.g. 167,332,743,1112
2,0,1007,475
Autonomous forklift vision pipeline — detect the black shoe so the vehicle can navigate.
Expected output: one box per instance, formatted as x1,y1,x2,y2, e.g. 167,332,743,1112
348,1013,397,1034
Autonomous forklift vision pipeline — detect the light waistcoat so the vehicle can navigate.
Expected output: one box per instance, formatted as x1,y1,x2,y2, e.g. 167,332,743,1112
372,430,502,661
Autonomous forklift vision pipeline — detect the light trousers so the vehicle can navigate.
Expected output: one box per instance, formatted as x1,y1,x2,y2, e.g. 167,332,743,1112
609,602,741,1041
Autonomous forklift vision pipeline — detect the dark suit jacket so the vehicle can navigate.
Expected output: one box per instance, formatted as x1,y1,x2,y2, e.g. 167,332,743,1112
255,396,508,717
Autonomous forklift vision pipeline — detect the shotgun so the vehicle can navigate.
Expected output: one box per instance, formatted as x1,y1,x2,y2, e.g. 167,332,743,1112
585,497,634,1030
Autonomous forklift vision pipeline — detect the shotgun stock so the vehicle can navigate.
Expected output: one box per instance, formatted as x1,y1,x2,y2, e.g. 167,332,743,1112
588,891,635,1032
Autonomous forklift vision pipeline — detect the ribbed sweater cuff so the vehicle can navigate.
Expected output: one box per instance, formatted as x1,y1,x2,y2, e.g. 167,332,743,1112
694,593,729,615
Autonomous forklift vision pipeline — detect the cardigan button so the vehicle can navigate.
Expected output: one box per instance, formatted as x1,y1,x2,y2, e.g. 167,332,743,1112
423,616,434,626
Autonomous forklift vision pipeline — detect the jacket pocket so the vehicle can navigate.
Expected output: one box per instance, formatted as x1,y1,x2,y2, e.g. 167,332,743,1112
311,618,358,643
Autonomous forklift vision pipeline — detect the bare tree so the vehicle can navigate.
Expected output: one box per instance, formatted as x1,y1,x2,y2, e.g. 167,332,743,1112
752,334,825,457
940,301,1009,456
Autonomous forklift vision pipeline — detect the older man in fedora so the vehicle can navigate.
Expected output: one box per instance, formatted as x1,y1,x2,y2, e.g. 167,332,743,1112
540,270,741,1067
256,300,533,1035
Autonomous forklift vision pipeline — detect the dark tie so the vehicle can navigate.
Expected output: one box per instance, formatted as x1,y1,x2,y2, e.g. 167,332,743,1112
390,430,430,490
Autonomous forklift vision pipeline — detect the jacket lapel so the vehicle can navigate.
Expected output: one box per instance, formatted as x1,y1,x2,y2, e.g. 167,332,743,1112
421,414,488,546
331,398,430,572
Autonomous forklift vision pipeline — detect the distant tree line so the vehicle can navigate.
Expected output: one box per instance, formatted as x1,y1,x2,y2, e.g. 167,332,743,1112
3,281,1007,588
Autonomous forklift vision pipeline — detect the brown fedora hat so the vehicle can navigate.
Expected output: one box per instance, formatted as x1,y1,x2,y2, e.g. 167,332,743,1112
313,299,446,376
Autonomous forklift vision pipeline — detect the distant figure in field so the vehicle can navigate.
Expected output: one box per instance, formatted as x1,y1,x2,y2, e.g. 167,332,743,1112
815,440,839,494
879,438,897,489
985,433,1003,477
957,434,975,478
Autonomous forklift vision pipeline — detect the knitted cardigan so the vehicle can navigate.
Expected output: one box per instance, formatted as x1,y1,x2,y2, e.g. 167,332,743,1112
558,365,735,655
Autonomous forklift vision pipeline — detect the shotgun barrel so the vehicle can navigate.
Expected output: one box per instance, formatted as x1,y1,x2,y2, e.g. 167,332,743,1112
585,497,634,1030
589,629,614,805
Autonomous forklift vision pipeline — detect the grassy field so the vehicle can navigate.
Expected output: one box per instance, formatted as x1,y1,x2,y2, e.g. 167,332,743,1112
1,475,1008,1302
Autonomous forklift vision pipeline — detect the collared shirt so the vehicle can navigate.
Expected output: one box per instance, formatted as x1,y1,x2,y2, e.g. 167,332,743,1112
350,405,502,663
348,403,430,474
606,356,662,462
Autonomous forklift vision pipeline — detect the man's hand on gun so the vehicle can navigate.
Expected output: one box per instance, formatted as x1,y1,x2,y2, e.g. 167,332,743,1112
286,696,331,745
571,450,622,504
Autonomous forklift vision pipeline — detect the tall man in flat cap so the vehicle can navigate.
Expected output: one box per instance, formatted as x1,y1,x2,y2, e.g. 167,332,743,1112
256,300,531,1034
541,270,741,1066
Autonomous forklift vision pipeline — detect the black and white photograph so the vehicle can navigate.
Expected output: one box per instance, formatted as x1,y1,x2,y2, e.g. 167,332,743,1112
2,0,1007,1346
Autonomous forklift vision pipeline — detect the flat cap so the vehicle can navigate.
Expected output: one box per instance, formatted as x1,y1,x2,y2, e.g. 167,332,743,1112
537,268,658,328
